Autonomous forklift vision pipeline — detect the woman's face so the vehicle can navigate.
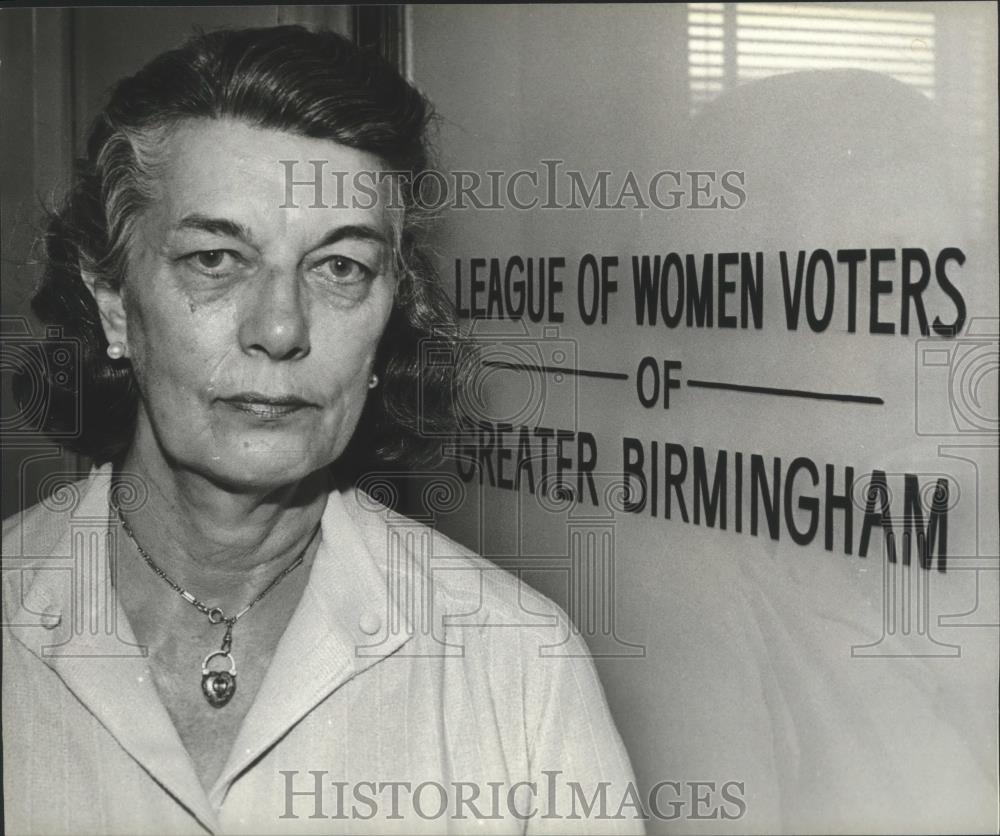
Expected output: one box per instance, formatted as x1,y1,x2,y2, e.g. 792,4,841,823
107,118,398,490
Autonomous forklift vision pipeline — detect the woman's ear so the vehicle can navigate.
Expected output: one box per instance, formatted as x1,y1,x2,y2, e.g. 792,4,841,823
80,264,128,347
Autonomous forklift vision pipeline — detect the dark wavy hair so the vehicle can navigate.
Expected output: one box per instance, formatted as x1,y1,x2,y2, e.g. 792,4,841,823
16,25,469,474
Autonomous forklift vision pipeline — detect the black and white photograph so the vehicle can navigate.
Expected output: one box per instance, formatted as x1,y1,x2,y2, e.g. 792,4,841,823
1,3,997,834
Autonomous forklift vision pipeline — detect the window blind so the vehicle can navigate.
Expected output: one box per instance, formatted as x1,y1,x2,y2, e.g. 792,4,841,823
688,2,936,112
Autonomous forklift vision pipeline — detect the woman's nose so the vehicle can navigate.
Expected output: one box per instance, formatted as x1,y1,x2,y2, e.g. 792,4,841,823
237,270,311,361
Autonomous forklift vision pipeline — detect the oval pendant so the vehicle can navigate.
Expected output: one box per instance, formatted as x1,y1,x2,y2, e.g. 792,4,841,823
201,650,237,708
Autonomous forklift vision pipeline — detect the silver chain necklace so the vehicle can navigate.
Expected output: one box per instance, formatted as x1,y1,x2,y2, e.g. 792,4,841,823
111,501,311,708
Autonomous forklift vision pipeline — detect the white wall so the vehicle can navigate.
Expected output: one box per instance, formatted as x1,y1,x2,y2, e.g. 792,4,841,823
409,4,999,832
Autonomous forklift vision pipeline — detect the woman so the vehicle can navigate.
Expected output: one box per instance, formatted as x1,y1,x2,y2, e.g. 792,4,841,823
2,26,641,835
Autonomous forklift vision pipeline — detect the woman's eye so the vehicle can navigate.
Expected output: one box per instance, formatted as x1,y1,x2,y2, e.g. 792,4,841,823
186,250,239,274
318,256,373,284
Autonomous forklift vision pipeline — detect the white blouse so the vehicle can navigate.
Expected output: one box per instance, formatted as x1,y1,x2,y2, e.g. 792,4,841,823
2,465,643,835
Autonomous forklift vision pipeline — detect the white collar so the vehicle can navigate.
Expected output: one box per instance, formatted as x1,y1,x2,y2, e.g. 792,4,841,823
5,463,414,831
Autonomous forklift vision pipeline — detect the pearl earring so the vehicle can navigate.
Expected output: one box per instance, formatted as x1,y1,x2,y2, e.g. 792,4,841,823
368,373,379,389
106,341,126,360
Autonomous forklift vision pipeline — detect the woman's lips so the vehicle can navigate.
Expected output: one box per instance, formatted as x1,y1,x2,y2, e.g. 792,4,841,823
219,393,316,419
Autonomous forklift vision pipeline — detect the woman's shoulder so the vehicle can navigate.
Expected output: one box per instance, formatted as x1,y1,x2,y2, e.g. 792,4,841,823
2,473,96,559
336,485,636,795
2,475,92,623
340,483,579,645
